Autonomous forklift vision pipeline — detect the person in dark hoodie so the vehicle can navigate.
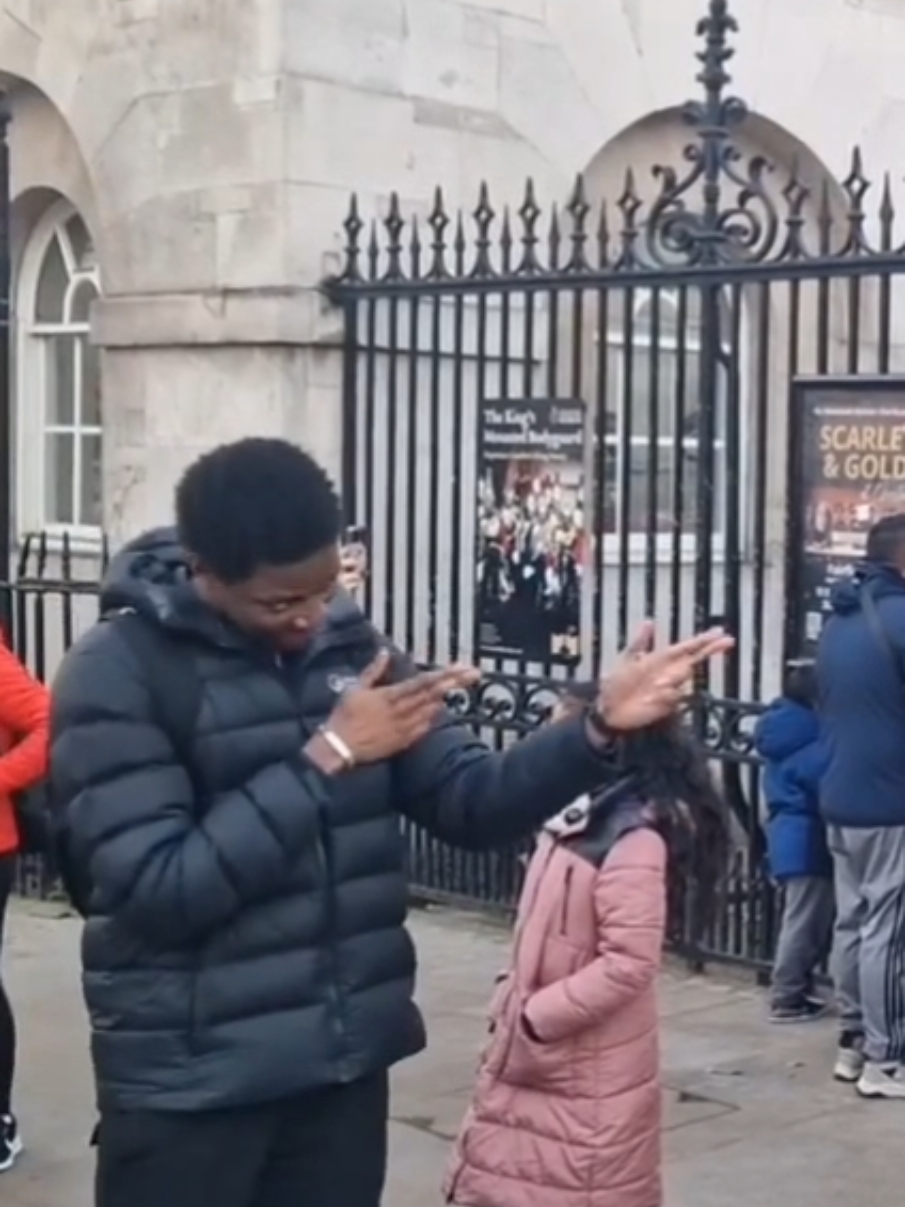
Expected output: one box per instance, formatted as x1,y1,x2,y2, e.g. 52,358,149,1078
817,512,905,1100
754,662,832,1024
49,438,732,1207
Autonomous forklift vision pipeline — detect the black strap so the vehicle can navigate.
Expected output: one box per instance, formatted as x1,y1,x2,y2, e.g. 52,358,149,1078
861,587,905,683
54,615,203,917
107,611,202,773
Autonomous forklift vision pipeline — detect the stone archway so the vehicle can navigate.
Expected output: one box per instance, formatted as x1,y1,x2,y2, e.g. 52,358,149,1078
579,105,851,251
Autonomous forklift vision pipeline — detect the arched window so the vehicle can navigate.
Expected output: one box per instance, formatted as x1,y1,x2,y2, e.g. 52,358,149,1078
602,287,729,547
18,201,102,536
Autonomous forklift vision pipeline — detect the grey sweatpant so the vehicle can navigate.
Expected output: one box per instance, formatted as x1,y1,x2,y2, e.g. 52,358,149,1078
771,876,835,1006
829,824,905,1065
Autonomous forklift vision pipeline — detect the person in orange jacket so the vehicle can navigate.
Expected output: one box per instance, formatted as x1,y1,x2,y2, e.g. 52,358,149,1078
0,641,50,1173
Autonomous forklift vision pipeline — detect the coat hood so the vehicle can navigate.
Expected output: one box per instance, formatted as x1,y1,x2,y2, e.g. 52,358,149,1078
100,527,196,624
99,526,364,650
754,699,820,763
544,775,648,838
830,561,905,617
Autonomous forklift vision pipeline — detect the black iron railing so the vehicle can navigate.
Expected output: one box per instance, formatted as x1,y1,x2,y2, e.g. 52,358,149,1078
6,533,778,973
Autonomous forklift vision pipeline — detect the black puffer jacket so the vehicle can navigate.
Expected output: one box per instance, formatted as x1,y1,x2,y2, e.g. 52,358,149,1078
51,529,616,1112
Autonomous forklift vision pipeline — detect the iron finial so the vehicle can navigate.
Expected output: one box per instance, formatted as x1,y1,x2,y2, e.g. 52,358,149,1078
696,0,738,104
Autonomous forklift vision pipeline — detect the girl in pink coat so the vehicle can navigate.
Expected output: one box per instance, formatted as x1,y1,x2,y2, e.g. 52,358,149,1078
445,683,729,1207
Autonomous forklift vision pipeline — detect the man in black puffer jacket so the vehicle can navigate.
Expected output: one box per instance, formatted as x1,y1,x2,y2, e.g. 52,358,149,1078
50,438,731,1207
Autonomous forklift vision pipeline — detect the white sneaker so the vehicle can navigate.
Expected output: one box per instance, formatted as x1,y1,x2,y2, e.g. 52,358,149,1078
0,1115,22,1172
834,1033,866,1083
857,1062,905,1099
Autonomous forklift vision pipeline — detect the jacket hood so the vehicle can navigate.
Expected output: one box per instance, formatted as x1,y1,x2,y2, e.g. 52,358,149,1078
100,527,195,622
754,699,820,762
99,526,364,650
544,775,645,837
831,561,905,616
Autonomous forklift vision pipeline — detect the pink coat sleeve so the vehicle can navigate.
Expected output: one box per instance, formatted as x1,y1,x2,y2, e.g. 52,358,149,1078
523,827,667,1044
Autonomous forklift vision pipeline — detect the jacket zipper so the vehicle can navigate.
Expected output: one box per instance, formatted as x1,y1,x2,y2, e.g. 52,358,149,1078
275,653,349,1072
314,822,349,1072
559,864,574,935
187,969,200,1053
496,839,558,1074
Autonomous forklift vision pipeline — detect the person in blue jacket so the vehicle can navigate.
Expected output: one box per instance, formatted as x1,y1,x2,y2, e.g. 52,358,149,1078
817,513,905,1099
755,661,832,1024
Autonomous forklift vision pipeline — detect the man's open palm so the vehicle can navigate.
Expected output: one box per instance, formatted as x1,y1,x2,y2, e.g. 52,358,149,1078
597,624,734,731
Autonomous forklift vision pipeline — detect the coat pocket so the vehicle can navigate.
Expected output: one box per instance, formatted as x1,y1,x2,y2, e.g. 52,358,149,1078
480,975,518,1071
486,971,512,1033
493,993,576,1093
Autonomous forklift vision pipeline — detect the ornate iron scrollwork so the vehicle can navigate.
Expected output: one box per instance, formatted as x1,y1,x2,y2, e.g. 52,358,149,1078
332,0,898,286
643,0,779,267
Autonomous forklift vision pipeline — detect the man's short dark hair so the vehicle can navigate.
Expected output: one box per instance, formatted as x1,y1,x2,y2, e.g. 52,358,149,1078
866,513,905,566
176,438,342,583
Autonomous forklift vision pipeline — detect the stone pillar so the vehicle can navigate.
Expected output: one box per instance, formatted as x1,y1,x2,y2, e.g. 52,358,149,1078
93,290,345,547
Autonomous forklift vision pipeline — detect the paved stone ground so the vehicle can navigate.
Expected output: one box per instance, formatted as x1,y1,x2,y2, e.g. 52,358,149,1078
2,898,900,1206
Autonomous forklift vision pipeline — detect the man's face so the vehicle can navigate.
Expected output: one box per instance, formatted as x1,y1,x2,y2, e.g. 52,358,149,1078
195,544,342,653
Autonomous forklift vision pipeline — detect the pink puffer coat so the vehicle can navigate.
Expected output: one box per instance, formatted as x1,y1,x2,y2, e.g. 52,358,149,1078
444,794,667,1207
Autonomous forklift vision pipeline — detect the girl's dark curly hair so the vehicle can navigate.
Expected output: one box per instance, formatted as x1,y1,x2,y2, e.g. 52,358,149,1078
560,682,731,943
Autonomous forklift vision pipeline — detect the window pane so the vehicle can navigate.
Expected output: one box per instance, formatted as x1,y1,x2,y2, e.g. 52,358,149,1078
68,278,98,324
634,289,684,341
686,439,726,536
604,358,619,434
65,215,92,271
626,443,682,534
79,434,102,527
45,336,75,425
672,443,704,534
599,439,618,533
681,354,727,441
610,441,724,535
45,433,75,524
35,234,68,322
80,338,102,426
608,348,679,440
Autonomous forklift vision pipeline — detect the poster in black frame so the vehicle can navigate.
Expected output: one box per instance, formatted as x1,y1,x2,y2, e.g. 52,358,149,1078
474,398,587,665
786,375,905,660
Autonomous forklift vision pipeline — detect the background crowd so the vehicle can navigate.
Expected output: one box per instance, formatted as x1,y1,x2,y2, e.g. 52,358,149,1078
757,511,905,1098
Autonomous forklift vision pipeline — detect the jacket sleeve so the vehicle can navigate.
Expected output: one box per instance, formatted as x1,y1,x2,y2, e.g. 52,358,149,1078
393,708,621,850
789,741,828,809
522,828,667,1044
51,626,333,946
0,643,50,795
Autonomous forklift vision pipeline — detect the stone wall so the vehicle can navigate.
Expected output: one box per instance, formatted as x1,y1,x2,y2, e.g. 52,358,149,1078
2,0,905,550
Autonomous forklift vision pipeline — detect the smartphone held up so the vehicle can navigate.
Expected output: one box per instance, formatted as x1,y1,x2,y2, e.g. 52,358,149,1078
340,526,368,603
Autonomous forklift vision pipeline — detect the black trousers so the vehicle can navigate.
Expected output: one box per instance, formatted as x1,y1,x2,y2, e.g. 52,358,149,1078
95,1070,389,1207
0,855,15,1116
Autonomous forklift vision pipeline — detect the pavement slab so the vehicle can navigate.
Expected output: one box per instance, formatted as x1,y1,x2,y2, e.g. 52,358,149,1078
1,899,899,1206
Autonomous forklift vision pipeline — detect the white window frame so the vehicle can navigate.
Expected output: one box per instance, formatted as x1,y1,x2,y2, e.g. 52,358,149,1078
16,199,102,549
600,288,735,564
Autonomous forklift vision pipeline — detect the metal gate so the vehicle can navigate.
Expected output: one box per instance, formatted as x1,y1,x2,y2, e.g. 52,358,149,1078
326,0,905,969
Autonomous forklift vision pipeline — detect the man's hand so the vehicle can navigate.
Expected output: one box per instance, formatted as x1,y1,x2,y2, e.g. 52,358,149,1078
306,651,479,772
594,622,734,733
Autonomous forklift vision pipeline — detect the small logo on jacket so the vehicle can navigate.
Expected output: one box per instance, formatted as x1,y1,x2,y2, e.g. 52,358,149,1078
327,672,359,695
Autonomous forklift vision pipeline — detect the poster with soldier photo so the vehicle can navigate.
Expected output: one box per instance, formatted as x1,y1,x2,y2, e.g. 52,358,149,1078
475,398,586,664
788,377,905,658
